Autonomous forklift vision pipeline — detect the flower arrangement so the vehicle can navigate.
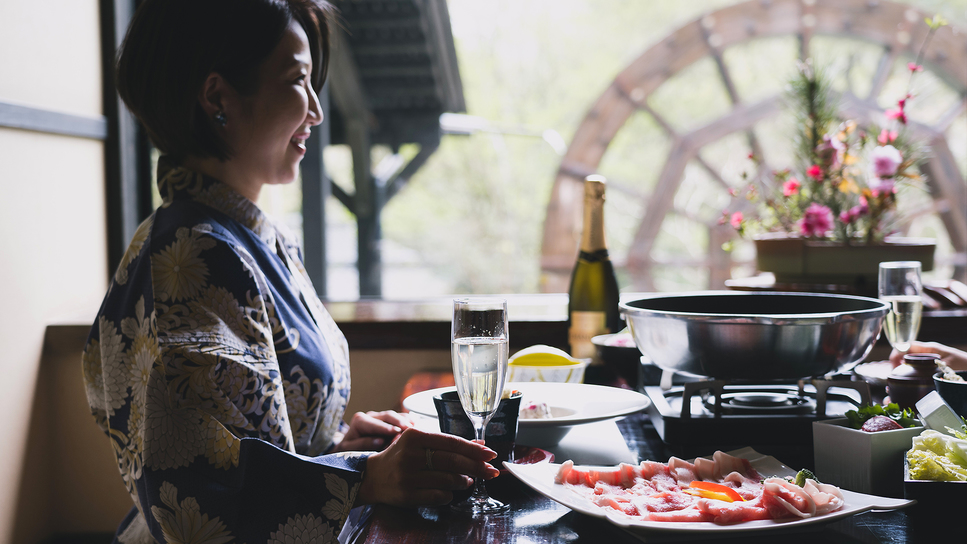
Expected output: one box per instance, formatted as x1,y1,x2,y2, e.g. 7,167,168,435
725,15,948,246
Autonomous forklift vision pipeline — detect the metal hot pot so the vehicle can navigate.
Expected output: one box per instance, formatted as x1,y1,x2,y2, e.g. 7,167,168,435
619,291,889,381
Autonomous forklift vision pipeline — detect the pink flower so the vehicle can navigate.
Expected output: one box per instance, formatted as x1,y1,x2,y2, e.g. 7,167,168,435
816,134,846,168
730,212,744,229
782,178,801,197
871,145,903,178
839,205,867,224
877,128,898,145
806,164,823,180
886,101,907,124
799,203,834,237
908,62,923,72
869,177,896,194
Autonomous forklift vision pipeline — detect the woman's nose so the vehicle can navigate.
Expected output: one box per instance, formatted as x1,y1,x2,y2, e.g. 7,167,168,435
307,86,323,126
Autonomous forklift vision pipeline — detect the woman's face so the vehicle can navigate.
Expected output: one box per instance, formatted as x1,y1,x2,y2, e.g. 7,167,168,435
226,20,322,188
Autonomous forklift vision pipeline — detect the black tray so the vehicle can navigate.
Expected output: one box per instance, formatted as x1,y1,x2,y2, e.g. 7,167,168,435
903,456,967,511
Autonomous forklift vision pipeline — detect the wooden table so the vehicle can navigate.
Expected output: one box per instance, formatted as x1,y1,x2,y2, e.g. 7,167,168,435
348,412,949,543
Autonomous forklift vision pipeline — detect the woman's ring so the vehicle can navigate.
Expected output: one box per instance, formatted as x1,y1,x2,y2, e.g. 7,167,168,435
425,448,435,470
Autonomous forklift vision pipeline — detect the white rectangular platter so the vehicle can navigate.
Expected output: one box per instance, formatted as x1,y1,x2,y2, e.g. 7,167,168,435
504,446,915,538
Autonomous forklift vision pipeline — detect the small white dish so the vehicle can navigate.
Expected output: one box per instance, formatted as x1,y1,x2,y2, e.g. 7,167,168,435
813,417,923,497
402,382,652,446
507,345,589,383
505,447,915,537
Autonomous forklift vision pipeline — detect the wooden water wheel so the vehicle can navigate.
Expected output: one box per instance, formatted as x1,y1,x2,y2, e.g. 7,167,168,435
539,0,967,293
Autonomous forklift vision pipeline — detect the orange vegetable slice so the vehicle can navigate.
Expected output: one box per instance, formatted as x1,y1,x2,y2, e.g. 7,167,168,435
686,481,745,502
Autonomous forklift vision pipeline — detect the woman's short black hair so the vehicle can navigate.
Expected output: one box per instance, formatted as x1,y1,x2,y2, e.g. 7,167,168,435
116,0,334,162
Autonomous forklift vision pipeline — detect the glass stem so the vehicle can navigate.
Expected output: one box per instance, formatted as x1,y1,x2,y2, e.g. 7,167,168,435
470,418,490,503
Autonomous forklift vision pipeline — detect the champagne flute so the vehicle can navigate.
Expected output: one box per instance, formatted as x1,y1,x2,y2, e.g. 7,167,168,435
878,261,923,355
450,297,509,514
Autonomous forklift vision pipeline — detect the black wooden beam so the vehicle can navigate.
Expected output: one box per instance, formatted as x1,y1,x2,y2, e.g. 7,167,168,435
385,139,438,202
350,119,382,297
302,83,331,298
0,101,107,140
423,0,465,113
101,0,153,278
330,180,355,214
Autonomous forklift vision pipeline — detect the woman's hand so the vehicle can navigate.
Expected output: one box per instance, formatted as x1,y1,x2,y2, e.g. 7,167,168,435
355,427,500,507
889,341,967,371
334,410,414,452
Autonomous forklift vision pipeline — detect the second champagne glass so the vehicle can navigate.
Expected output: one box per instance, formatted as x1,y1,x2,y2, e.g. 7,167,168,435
450,297,509,513
878,261,923,355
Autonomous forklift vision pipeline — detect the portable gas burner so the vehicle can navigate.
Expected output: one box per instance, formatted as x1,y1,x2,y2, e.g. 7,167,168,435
644,378,871,467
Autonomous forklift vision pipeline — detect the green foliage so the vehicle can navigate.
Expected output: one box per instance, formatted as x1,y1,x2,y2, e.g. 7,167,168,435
788,63,838,173
845,403,919,429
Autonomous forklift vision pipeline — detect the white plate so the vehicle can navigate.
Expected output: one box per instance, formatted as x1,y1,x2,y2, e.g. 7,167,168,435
402,382,652,428
504,447,915,537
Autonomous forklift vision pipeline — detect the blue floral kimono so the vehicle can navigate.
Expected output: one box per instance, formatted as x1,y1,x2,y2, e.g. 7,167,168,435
82,157,369,543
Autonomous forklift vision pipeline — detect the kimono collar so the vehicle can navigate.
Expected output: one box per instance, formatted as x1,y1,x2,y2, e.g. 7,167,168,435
156,156,277,248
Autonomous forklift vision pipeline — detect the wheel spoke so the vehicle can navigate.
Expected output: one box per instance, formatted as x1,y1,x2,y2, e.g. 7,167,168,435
705,31,765,165
696,156,731,192
868,47,899,102
637,101,679,140
934,96,967,132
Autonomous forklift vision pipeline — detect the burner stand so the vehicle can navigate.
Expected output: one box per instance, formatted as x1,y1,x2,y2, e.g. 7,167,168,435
677,378,871,418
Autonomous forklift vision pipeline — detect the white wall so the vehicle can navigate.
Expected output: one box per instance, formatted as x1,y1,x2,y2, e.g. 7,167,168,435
0,1,108,543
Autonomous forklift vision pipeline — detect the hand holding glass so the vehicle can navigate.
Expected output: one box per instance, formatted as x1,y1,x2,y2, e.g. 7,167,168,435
878,261,923,354
450,298,509,513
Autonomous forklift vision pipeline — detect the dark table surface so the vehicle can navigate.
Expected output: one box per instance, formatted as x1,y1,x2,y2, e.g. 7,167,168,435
350,411,950,544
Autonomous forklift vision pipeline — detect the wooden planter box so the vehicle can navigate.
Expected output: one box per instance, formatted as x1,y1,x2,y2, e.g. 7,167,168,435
754,234,935,294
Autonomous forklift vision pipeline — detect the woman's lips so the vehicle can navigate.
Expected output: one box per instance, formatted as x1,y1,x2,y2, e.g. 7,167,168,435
290,131,311,154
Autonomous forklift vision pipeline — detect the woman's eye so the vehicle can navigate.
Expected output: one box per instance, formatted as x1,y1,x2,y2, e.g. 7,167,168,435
295,74,307,83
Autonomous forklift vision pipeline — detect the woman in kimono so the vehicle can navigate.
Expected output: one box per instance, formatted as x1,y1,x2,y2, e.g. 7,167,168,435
81,1,498,542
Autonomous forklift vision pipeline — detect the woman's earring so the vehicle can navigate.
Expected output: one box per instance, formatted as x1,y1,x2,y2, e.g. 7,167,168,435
214,111,227,127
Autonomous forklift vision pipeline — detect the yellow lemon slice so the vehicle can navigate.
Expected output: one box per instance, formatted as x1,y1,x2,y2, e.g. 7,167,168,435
509,345,582,366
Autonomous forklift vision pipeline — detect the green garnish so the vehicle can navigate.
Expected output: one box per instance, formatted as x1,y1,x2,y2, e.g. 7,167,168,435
768,469,822,487
845,403,918,430
793,468,819,487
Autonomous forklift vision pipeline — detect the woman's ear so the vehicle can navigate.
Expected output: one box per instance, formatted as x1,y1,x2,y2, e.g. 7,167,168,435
198,72,228,118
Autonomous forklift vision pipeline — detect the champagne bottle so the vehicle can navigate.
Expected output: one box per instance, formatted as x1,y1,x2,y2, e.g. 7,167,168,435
567,175,621,368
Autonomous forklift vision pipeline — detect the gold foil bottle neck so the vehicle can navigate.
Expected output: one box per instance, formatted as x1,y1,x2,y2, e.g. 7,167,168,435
584,175,606,201
580,175,608,252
